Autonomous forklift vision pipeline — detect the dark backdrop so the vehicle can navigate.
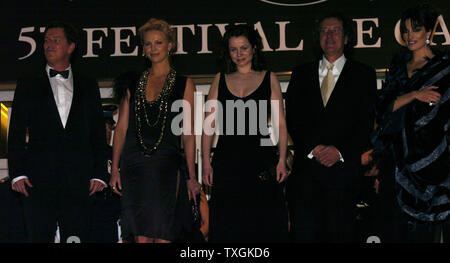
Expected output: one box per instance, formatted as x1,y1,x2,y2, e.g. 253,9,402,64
1,0,449,82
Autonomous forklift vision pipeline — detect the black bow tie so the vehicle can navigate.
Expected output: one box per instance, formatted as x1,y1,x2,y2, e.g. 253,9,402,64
49,68,69,79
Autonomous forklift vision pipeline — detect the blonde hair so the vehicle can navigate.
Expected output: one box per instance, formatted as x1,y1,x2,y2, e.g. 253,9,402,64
138,18,176,51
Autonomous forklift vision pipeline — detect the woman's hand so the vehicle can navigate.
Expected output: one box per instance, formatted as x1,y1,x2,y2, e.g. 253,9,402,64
109,167,122,196
202,162,213,187
364,164,379,177
187,177,201,202
374,178,380,194
276,160,288,183
361,149,373,166
415,86,441,105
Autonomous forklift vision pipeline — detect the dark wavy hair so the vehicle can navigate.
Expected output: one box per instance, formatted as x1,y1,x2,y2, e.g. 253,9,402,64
44,20,80,62
217,24,266,74
400,3,439,36
313,12,355,59
398,3,442,62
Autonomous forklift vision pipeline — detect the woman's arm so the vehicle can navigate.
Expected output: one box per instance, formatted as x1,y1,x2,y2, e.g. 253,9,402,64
182,78,196,179
269,71,288,183
392,86,441,112
201,73,221,187
110,90,130,195
182,77,201,200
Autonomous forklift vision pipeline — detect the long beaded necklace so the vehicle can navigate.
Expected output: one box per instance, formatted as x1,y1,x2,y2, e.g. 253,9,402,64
134,68,177,157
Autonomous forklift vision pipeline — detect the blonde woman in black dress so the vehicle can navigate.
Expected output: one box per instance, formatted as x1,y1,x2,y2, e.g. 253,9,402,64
109,18,200,243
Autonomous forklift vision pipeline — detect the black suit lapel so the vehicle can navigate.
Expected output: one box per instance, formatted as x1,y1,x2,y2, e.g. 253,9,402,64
65,73,81,131
325,59,352,109
311,61,325,110
40,70,64,130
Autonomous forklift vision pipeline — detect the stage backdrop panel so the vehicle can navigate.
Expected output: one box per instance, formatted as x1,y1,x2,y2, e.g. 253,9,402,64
1,0,450,83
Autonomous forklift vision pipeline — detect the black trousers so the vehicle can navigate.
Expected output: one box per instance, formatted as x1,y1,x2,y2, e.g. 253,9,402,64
0,181,27,243
21,185,94,243
89,190,120,243
288,176,358,243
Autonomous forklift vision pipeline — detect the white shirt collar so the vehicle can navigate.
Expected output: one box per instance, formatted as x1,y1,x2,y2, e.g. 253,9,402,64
320,54,346,74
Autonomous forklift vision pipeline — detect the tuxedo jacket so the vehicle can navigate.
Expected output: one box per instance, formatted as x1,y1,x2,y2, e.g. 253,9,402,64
286,59,377,188
8,69,108,189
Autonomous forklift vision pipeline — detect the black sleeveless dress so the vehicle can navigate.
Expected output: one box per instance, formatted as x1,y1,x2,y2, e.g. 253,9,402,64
119,71,192,241
209,71,289,243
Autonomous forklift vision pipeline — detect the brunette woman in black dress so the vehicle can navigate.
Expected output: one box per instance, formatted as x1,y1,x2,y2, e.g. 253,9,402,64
202,24,289,243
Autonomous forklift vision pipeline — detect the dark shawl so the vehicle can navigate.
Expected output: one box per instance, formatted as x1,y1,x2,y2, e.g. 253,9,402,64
372,52,450,222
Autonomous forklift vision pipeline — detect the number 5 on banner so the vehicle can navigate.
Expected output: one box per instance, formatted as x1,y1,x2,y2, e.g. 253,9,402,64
18,27,36,60
18,27,45,60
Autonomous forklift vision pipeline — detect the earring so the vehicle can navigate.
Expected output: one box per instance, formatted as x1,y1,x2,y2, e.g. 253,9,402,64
426,36,430,45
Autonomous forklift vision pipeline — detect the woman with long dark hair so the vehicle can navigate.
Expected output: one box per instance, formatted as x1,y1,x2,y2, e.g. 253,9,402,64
202,24,289,242
372,4,450,242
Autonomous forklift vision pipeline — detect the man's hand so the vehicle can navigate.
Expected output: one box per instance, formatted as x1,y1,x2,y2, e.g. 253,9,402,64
12,178,33,197
313,145,341,167
312,145,326,157
89,180,106,196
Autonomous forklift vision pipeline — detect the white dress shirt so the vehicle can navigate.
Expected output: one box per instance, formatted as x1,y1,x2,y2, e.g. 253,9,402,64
12,65,106,187
47,64,73,128
307,55,346,163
